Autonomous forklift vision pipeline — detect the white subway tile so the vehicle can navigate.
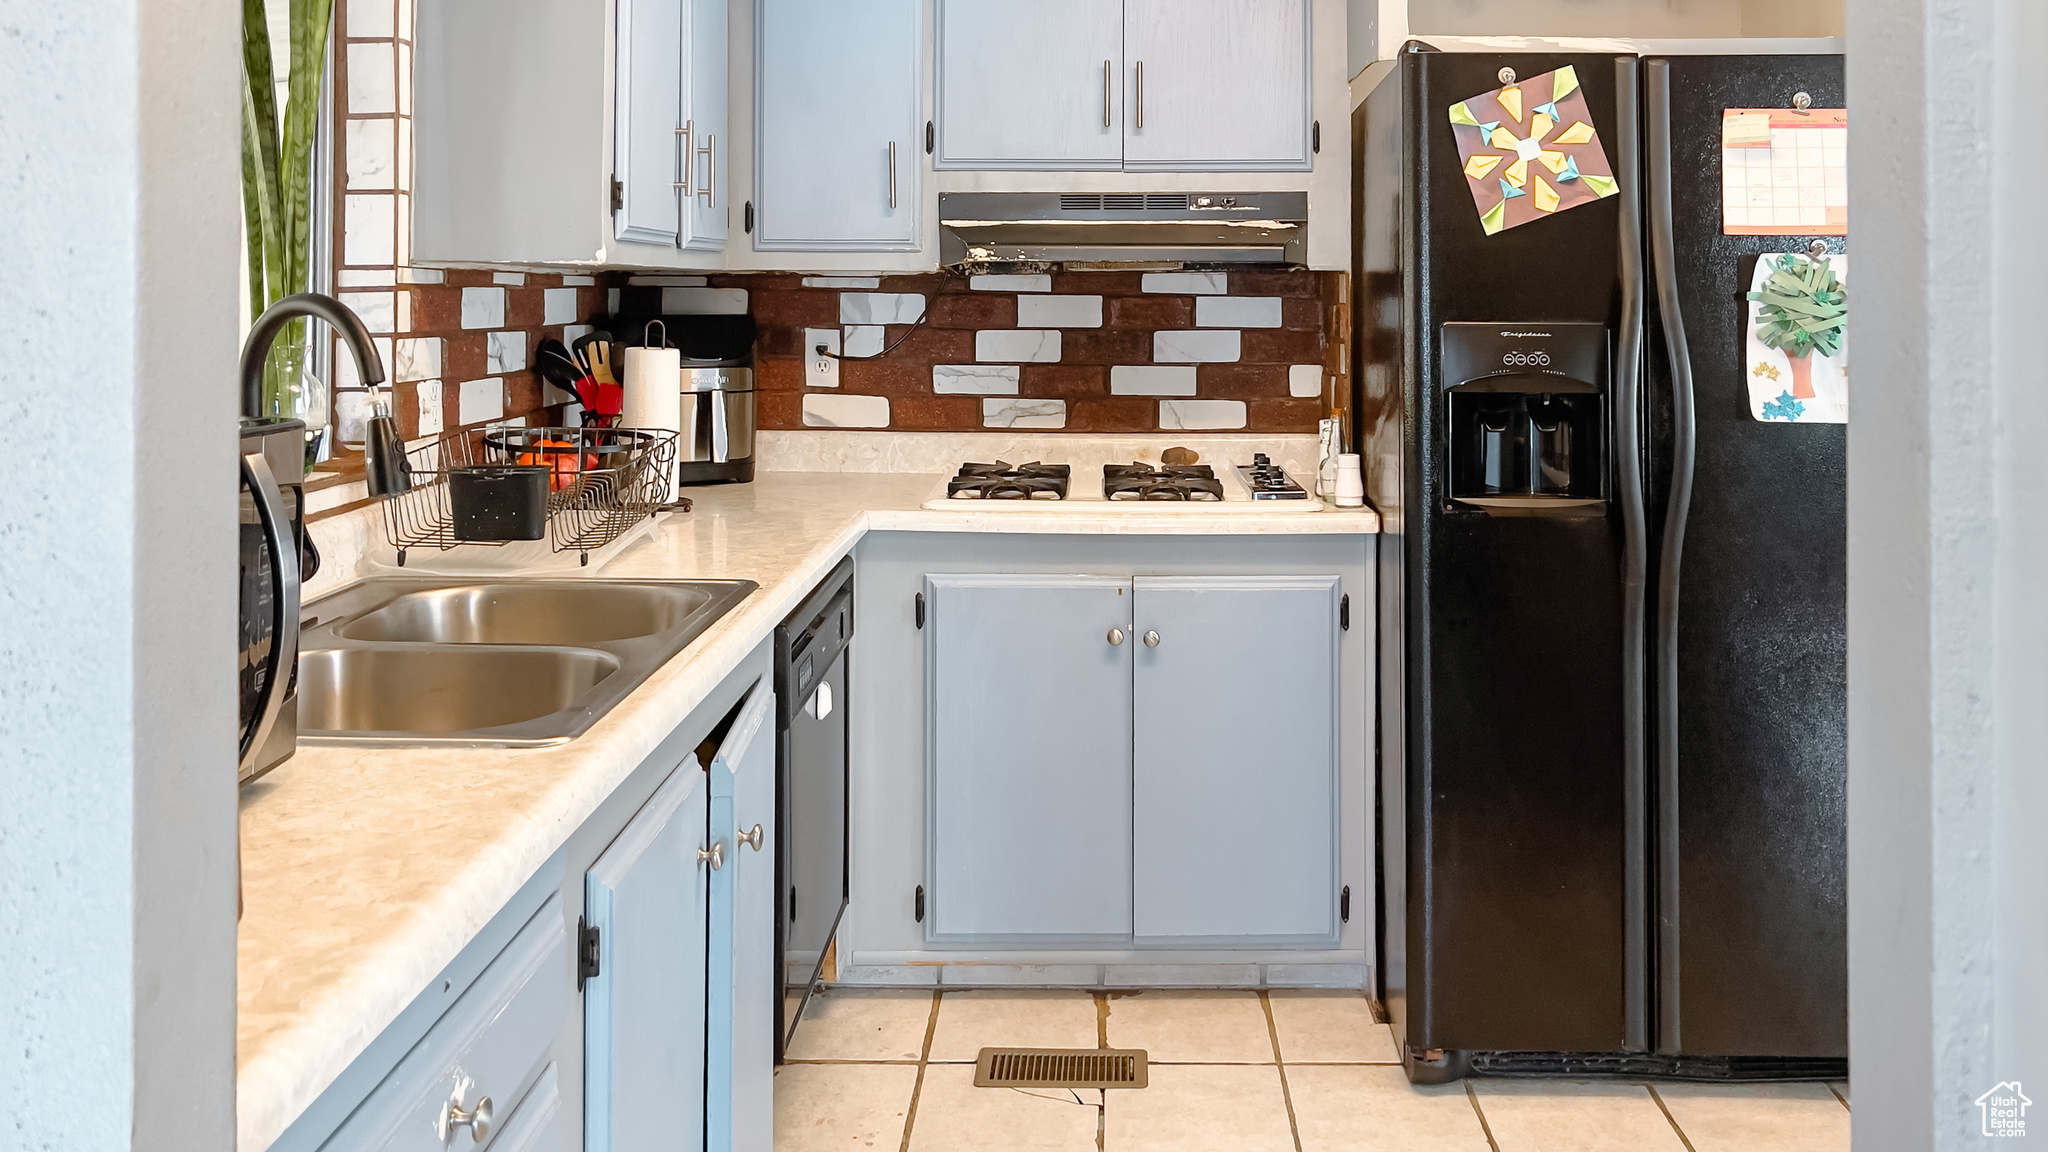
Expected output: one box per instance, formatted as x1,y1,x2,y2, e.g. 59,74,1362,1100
396,266,442,284
347,0,394,38
562,324,593,346
392,337,442,383
1110,365,1198,396
1016,294,1102,328
393,291,411,333
1290,364,1323,398
457,377,505,426
802,394,890,428
333,390,371,445
840,292,925,324
933,365,1021,395
492,272,526,286
976,330,1061,363
606,288,620,312
803,276,880,289
486,331,527,375
414,380,443,437
337,291,394,334
561,275,596,286
395,117,410,191
543,288,579,326
843,325,885,358
1196,295,1283,328
1154,329,1241,363
983,399,1066,429
345,43,395,114
628,275,708,286
342,194,395,266
337,269,396,287
460,287,504,329
396,43,411,115
662,286,748,314
344,118,394,190
1141,272,1228,295
970,273,1052,292
1160,399,1247,430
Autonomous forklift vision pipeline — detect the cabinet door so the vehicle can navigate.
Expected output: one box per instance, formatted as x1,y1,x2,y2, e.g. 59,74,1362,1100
683,0,729,250
709,682,776,1152
935,0,1123,169
754,0,921,250
1122,0,1312,171
1131,576,1339,940
584,758,709,1152
927,575,1133,939
614,0,685,245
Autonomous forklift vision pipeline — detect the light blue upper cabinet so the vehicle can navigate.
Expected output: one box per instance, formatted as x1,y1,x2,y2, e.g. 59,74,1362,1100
684,0,730,250
709,682,776,1152
935,0,1124,170
926,575,1134,940
1122,0,1312,171
584,757,710,1152
1131,576,1340,941
754,0,922,251
614,0,686,246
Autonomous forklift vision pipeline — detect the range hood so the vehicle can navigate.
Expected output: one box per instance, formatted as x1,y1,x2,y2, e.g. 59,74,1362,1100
938,191,1308,271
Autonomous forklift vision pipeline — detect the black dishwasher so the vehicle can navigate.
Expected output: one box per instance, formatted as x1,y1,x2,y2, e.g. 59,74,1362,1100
774,556,853,1062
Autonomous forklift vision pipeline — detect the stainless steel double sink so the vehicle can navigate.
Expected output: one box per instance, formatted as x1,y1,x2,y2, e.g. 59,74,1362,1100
298,578,757,746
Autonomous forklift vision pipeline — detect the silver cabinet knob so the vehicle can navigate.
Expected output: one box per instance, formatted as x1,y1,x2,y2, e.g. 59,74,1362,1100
1108,627,1126,646
698,841,725,871
738,823,764,851
1143,630,1160,648
443,1095,492,1143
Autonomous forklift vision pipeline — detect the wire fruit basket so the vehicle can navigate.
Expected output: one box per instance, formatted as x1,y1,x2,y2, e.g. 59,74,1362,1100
381,425,682,566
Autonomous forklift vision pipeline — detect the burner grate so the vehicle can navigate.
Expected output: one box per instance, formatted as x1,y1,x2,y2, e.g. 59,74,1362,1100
1103,462,1223,502
947,460,1071,501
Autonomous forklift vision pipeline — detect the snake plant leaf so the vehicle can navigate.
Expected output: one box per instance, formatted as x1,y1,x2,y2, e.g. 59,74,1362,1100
241,0,332,415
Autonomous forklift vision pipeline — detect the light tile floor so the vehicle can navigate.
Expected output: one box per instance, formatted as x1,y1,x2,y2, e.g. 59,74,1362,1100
773,989,1852,1152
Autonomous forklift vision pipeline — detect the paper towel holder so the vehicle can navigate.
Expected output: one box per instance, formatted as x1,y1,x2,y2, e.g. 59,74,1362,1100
644,319,670,349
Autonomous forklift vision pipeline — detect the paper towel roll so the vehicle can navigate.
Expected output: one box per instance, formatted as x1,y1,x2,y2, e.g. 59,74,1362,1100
620,345,682,501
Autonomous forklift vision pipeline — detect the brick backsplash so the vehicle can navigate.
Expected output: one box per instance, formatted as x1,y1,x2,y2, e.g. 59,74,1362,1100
613,269,1348,434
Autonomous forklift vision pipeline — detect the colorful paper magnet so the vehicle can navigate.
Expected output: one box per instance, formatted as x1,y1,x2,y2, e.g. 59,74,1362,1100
1447,65,1617,236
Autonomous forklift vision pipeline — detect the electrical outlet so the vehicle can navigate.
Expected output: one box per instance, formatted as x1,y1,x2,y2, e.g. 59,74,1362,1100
804,328,841,388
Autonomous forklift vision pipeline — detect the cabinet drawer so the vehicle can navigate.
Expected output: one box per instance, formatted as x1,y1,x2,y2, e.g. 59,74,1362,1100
323,894,568,1150
487,1063,564,1152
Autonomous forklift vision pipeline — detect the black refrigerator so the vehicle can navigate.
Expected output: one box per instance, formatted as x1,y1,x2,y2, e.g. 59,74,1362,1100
1354,45,1847,1083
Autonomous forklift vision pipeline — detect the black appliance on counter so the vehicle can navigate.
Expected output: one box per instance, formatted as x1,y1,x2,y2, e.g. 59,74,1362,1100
774,556,853,1061
1356,47,1846,1082
239,415,312,782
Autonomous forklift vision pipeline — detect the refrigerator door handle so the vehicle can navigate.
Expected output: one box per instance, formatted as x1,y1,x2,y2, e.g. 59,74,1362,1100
1645,58,1693,1056
1613,55,1650,1057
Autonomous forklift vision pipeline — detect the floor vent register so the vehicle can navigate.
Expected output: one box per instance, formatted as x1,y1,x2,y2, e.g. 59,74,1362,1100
973,1048,1149,1089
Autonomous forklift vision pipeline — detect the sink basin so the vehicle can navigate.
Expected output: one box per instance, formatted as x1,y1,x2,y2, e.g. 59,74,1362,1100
299,647,621,735
296,577,757,746
338,583,719,645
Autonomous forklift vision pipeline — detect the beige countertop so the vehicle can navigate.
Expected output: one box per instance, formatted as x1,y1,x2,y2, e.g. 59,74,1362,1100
238,471,1378,1151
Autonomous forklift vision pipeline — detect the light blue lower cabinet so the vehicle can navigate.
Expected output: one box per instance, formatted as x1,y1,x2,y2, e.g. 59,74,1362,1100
925,574,1135,940
709,680,777,1152
584,756,712,1152
485,1062,563,1152
1132,576,1341,942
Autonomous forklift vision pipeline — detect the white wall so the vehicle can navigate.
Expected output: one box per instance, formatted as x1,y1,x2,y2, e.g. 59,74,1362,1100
1849,0,2048,1146
0,0,242,1147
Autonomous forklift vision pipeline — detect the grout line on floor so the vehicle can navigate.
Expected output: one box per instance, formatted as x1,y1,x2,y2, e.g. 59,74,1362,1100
1259,991,1306,1152
1465,1081,1502,1152
1828,1082,1851,1111
1646,1084,1701,1152
896,991,942,1152
1096,991,1110,1048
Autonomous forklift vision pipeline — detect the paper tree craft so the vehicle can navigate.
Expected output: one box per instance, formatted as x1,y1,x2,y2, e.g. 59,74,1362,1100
1448,66,1619,236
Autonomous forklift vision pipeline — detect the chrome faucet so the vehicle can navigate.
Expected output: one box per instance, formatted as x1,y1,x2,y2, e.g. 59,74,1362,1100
240,292,412,496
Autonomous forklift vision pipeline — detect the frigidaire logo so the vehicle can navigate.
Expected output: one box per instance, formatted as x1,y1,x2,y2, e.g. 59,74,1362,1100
1499,330,1553,338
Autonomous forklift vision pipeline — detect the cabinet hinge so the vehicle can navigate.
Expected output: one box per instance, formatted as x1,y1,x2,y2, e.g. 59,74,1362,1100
925,120,934,154
1340,594,1350,631
610,177,624,212
744,200,754,234
1340,885,1351,923
577,917,601,991
914,885,926,923
915,591,925,629
1312,120,1321,154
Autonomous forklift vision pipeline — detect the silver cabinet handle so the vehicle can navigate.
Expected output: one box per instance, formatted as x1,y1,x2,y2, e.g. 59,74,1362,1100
698,841,725,870
1143,630,1160,648
673,120,692,192
1108,627,1126,646
443,1095,492,1143
1135,61,1144,128
697,133,715,207
887,140,898,208
739,823,764,851
1103,60,1112,127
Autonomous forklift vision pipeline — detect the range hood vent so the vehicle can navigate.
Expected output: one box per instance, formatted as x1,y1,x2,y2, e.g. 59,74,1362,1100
941,191,1307,271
